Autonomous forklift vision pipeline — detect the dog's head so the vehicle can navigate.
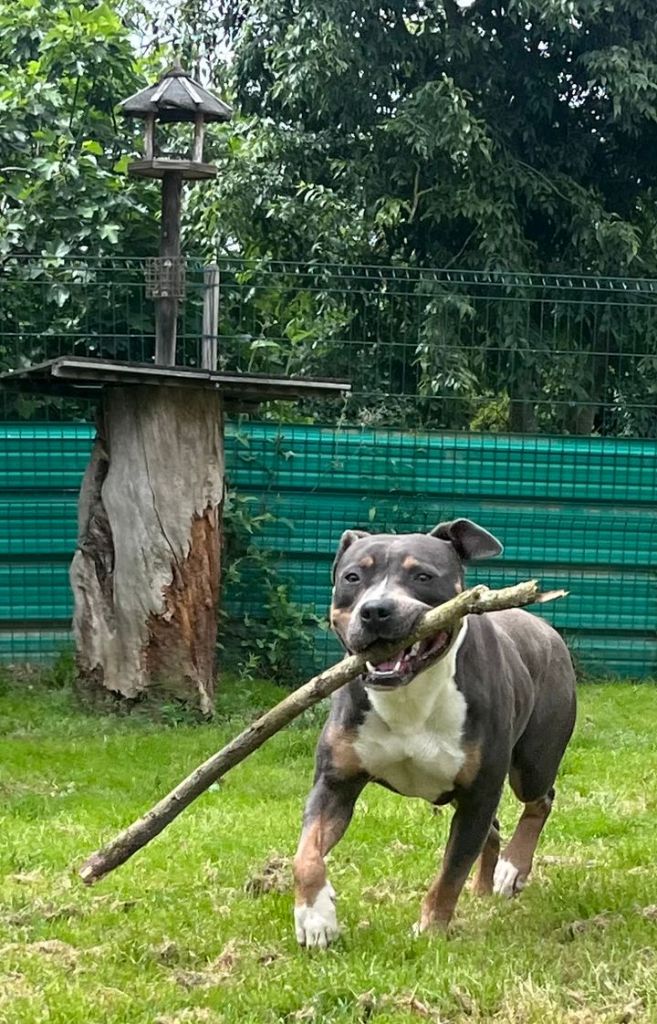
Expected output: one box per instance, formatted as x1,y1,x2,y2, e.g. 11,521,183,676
330,519,503,689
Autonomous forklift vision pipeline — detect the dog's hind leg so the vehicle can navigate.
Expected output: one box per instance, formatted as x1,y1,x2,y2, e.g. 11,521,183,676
493,787,553,897
494,679,575,898
472,817,501,896
293,773,366,948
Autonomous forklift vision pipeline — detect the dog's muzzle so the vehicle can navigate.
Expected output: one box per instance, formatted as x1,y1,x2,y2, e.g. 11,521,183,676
359,629,454,689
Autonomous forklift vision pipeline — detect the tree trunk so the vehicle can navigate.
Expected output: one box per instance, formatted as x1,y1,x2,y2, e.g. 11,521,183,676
508,389,537,433
70,386,224,713
564,352,607,435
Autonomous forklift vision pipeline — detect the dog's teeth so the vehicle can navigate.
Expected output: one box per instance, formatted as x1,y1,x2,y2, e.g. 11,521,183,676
394,659,402,672
410,642,421,656
366,661,376,673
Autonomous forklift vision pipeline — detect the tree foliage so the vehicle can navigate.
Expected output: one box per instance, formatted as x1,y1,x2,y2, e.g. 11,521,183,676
6,0,657,275
179,0,657,434
0,0,164,416
193,0,657,276
0,0,159,259
3,1,657,435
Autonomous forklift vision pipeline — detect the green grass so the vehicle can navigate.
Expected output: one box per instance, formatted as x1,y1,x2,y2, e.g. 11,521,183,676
1,675,657,1024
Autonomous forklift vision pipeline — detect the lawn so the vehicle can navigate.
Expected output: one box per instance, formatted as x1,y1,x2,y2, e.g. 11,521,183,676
1,674,657,1024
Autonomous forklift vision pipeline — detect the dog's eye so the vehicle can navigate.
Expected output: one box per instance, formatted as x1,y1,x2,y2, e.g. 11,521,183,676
344,572,360,583
414,572,433,583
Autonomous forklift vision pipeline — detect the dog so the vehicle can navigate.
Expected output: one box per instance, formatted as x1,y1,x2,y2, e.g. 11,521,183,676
292,519,577,948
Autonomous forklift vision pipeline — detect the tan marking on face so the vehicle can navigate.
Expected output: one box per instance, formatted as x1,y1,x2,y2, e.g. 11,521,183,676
330,607,351,633
326,725,363,778
358,555,374,568
402,555,420,571
454,741,482,788
293,819,326,906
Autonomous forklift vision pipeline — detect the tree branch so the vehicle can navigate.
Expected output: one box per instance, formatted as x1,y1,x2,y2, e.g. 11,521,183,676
78,579,566,886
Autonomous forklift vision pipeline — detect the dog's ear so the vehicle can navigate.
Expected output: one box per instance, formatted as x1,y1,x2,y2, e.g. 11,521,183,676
429,519,503,561
332,529,369,581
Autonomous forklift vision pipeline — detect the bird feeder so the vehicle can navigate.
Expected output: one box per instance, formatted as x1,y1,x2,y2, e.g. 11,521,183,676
121,58,230,179
0,64,350,714
120,61,232,364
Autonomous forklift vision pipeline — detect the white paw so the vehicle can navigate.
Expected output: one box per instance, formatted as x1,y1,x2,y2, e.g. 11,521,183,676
294,883,340,949
493,858,526,898
411,918,448,938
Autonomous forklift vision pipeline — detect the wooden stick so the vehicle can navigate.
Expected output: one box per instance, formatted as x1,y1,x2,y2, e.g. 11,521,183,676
78,579,566,885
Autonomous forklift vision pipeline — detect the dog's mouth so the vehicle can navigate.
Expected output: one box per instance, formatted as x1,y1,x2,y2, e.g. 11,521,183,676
360,629,453,690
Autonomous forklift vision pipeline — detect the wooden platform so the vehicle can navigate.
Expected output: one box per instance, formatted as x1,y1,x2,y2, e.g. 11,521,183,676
0,357,351,409
128,158,218,180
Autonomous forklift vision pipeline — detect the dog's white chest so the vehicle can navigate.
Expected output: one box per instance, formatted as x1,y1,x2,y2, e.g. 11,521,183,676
353,633,468,802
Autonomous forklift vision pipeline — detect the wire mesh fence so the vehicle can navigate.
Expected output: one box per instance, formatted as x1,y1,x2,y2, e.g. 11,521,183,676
5,256,657,431
1,256,657,679
214,260,657,436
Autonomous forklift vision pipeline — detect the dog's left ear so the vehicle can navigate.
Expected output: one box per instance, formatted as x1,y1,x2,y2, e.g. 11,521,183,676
332,529,370,581
430,518,503,561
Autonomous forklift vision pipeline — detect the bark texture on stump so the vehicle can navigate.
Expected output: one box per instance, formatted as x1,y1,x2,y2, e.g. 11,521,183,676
70,386,223,713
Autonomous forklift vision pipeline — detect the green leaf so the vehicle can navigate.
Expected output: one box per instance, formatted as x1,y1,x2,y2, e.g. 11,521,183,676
98,224,119,243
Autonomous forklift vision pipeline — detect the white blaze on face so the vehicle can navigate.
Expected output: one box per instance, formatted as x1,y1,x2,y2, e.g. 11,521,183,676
294,882,339,949
351,576,390,619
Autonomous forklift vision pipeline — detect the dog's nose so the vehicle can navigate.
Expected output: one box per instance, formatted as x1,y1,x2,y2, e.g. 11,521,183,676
359,598,395,624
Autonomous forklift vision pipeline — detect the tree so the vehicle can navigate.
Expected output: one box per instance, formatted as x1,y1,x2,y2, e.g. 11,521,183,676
205,0,657,274
4,1,657,433
0,0,157,260
0,0,164,412
181,1,657,433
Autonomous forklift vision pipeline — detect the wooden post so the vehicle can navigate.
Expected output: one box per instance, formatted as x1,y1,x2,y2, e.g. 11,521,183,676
192,114,205,163
144,114,155,160
155,171,182,366
70,385,224,714
201,264,220,371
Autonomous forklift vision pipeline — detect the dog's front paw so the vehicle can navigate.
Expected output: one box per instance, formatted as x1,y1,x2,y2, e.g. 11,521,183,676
412,914,449,939
493,858,526,898
294,883,340,949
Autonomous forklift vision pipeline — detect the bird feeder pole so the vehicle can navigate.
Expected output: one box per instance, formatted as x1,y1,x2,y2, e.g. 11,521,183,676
155,171,182,365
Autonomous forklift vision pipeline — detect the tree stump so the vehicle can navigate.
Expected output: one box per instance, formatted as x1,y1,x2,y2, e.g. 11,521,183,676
70,385,223,713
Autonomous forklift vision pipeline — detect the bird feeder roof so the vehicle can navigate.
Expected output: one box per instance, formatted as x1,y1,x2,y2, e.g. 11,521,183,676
120,60,232,124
